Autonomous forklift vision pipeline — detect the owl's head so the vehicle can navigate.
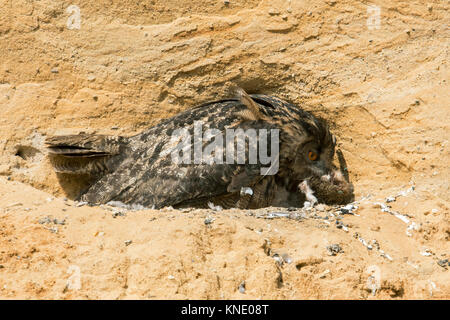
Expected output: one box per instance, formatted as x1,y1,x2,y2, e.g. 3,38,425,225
282,115,354,204
281,114,336,179
234,89,353,204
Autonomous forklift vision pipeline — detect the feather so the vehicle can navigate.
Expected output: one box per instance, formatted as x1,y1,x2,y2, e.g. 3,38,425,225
47,93,353,208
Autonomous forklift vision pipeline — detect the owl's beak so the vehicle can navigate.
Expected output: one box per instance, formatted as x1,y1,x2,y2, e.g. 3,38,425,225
316,159,333,176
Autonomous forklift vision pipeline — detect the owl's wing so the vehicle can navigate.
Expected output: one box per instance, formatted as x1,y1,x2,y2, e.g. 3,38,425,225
79,89,280,208
79,153,268,208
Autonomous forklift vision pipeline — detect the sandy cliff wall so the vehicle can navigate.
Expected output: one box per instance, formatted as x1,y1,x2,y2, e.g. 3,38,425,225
0,0,448,299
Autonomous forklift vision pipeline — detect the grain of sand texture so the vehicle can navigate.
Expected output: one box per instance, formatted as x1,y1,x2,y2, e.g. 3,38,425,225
0,0,448,299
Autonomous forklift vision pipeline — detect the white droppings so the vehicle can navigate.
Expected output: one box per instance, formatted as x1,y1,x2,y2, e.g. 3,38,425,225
406,222,419,237
240,187,253,196
386,196,396,203
207,202,223,211
75,201,88,207
380,251,393,261
374,202,390,212
428,281,437,297
394,213,410,224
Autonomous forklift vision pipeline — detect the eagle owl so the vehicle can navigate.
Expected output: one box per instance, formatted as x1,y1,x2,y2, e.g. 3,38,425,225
46,89,354,209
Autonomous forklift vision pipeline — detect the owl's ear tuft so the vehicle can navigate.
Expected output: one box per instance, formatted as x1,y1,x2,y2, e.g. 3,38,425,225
232,87,264,121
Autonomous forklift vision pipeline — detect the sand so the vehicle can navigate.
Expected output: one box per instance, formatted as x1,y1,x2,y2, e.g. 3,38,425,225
0,0,448,299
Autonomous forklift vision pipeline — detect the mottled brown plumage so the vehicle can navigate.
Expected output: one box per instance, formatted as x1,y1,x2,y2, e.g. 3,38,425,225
46,89,354,209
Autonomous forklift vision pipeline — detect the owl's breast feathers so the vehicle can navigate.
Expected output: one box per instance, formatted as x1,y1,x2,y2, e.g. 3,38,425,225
46,91,352,208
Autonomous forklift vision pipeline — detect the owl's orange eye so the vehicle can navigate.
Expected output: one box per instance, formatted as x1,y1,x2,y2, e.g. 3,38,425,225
308,151,318,161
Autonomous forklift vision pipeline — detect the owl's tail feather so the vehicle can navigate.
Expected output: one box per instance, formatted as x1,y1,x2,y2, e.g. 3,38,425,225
46,134,127,175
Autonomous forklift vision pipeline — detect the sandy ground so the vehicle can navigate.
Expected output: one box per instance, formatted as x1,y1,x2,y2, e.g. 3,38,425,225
0,177,448,299
0,0,449,299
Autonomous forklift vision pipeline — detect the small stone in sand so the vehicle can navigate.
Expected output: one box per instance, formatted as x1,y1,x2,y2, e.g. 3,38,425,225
204,217,215,225
53,218,66,225
112,211,126,218
238,281,246,294
437,259,449,268
282,253,292,264
38,216,52,224
327,244,342,256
